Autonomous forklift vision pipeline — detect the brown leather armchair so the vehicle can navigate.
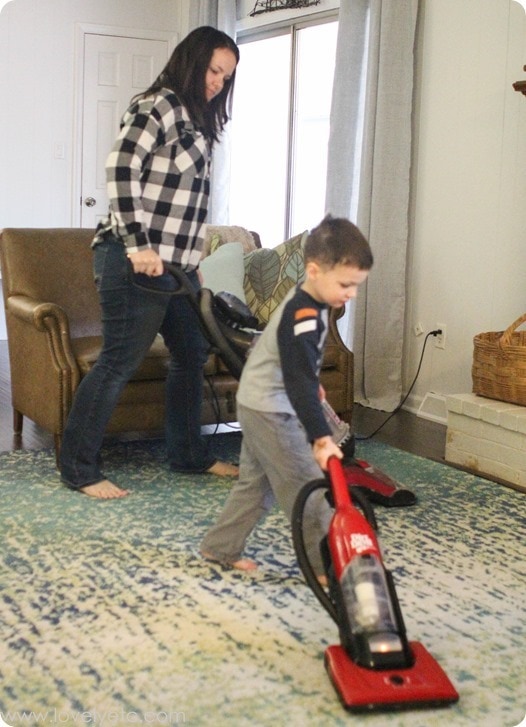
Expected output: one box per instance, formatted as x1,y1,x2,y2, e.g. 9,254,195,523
0,227,354,466
0,228,242,464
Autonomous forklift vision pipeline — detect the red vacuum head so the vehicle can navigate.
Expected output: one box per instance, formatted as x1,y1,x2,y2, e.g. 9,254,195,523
325,642,459,712
322,458,458,712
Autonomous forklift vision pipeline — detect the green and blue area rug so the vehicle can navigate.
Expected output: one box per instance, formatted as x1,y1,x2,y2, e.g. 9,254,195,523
0,433,524,727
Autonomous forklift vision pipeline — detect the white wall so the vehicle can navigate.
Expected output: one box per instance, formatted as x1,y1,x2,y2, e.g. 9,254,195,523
1,0,525,418
405,0,526,416
0,0,182,229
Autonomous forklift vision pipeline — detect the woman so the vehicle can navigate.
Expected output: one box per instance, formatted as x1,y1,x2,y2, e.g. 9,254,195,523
60,26,240,498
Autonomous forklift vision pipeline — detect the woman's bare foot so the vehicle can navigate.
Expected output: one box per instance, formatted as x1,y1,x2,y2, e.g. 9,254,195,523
78,479,130,499
206,461,239,477
201,551,258,572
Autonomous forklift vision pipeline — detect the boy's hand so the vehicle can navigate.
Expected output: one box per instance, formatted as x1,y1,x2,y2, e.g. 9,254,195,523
312,435,343,471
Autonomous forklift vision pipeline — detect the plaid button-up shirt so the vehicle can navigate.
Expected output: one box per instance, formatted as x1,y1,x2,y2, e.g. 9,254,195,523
94,89,211,271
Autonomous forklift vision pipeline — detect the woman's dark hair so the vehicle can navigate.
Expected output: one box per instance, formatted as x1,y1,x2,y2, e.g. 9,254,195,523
139,26,239,144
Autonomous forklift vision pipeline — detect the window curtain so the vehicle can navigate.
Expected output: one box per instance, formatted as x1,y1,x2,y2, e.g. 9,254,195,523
188,0,237,224
325,0,419,411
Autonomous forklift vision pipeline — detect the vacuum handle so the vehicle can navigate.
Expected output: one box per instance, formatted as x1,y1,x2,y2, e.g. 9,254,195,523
328,456,379,534
327,456,353,510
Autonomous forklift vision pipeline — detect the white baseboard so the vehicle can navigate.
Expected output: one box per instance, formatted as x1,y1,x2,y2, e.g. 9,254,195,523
403,392,448,425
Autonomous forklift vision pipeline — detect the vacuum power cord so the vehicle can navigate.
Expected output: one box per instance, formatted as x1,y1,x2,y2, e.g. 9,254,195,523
357,329,442,441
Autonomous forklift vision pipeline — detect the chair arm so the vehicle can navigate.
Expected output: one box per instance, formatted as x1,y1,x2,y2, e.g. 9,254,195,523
6,294,81,386
328,306,352,353
8,294,69,330
326,307,353,374
323,307,354,423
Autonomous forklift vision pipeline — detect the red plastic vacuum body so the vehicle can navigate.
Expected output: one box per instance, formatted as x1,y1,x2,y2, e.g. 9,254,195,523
322,457,459,712
341,458,417,507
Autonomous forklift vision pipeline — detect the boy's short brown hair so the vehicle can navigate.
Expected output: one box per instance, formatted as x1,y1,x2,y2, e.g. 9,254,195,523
304,215,373,271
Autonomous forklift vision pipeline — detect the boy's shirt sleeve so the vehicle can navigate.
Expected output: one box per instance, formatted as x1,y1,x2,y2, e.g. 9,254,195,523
277,297,332,442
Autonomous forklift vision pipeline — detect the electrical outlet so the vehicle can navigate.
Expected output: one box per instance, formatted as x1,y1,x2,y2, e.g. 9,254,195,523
414,322,424,336
435,323,447,349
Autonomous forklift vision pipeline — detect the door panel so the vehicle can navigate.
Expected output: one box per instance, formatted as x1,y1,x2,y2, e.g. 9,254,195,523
81,34,169,228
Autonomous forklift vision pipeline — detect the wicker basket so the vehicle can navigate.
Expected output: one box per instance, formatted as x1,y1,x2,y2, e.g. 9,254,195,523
472,313,526,406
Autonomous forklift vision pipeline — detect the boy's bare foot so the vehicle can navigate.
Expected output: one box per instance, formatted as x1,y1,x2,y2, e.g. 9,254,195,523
206,461,239,477
201,552,258,572
231,558,258,571
317,574,328,587
79,480,130,499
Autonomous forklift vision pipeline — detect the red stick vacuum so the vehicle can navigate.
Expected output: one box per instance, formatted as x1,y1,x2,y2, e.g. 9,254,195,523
292,457,459,712
158,267,458,710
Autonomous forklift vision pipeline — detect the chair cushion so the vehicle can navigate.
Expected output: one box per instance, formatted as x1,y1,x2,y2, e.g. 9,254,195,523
72,335,232,380
72,335,170,381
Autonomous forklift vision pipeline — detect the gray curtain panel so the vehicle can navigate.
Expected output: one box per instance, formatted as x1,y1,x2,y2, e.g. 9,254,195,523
326,0,419,411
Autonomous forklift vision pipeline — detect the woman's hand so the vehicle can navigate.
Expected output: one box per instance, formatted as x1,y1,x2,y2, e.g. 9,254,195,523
127,250,164,277
312,435,343,471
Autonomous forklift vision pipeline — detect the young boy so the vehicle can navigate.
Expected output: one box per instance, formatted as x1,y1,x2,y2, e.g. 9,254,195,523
200,215,373,577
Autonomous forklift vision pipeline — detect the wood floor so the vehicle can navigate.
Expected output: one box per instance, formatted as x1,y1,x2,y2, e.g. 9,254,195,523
0,339,447,461
351,403,446,462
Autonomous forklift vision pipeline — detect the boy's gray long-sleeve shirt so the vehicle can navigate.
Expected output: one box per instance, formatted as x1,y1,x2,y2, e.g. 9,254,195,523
237,286,332,442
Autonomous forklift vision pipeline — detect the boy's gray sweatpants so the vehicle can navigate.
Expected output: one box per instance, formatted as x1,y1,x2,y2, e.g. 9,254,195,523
200,403,333,575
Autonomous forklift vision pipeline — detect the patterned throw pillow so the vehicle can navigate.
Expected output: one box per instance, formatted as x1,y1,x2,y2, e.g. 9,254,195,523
202,225,257,258
243,231,308,326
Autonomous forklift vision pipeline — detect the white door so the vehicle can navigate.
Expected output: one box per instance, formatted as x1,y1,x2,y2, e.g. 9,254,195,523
80,33,170,228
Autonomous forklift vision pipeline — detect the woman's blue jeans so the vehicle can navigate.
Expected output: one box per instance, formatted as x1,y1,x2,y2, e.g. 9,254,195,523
60,239,215,489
